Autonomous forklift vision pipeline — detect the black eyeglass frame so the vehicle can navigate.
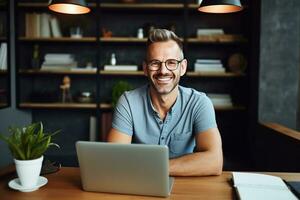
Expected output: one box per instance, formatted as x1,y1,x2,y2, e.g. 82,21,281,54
146,59,185,71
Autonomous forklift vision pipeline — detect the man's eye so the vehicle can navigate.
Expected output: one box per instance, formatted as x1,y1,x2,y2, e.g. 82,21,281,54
150,61,160,66
167,60,177,65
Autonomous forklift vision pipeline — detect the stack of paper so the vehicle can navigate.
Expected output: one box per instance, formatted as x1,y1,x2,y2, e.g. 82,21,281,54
104,65,138,71
196,28,224,37
232,172,298,200
194,59,225,72
41,54,77,70
208,93,232,107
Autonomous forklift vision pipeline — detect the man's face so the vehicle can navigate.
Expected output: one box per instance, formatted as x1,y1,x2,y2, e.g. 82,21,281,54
143,40,187,95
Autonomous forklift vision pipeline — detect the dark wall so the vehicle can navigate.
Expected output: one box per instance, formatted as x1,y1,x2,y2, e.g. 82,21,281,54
259,0,300,130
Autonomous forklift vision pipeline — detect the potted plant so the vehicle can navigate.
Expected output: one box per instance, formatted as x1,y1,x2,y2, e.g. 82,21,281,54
0,122,59,191
111,80,133,108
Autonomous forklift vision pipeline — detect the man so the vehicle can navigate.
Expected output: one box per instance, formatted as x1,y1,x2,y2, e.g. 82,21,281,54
107,29,223,176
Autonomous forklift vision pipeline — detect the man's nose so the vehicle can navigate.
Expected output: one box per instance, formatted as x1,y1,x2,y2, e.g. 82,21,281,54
158,62,170,74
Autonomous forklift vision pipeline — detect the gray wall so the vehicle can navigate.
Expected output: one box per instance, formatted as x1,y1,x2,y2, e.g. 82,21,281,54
0,0,31,168
259,0,300,130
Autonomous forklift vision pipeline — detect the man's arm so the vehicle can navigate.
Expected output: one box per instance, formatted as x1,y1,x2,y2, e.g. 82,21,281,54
107,128,132,143
169,127,223,176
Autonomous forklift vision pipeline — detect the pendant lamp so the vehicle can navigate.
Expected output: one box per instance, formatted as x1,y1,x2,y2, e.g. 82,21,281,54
48,0,90,14
198,0,243,13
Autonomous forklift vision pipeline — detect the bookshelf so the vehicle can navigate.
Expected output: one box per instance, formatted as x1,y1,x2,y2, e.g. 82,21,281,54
15,0,257,168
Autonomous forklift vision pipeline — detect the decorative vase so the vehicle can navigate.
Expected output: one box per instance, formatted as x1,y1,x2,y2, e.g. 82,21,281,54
14,156,44,188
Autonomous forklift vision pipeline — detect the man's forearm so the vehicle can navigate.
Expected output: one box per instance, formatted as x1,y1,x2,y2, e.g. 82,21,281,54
169,151,223,176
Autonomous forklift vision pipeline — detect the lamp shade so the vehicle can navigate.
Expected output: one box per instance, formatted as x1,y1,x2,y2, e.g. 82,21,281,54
48,0,91,14
198,0,243,13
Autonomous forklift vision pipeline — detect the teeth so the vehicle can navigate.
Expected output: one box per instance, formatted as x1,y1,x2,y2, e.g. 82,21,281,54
157,77,172,81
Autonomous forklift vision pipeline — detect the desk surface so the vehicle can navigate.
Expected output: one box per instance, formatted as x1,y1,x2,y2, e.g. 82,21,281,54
1,167,300,200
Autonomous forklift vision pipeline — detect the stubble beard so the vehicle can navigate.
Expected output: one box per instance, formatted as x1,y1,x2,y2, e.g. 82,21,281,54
149,72,180,95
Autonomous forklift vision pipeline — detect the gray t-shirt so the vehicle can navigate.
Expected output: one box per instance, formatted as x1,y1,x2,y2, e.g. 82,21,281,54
112,84,217,158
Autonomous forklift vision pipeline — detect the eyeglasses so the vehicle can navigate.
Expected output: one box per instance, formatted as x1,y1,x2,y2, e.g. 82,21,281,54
146,59,184,71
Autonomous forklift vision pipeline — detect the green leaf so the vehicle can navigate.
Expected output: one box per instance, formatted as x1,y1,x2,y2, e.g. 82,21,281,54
0,122,60,160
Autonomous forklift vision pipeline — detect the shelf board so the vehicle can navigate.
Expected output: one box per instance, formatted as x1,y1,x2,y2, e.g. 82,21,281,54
100,37,147,43
19,37,97,42
100,3,184,9
187,37,247,44
100,70,144,76
19,102,97,109
0,37,7,41
18,2,96,8
214,105,246,111
0,69,7,74
19,69,97,75
186,72,245,77
18,70,244,77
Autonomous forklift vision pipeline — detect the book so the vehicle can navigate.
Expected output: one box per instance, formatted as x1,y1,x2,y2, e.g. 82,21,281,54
89,116,97,141
208,93,232,106
50,17,62,37
194,63,224,68
0,43,7,70
195,59,221,64
40,13,51,38
196,28,224,36
45,53,74,61
232,172,298,200
104,65,138,71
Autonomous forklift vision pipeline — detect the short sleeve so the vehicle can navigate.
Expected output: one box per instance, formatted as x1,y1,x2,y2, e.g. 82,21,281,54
193,95,217,134
111,93,133,136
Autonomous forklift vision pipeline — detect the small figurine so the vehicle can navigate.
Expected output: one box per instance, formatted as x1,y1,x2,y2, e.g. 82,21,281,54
102,28,113,38
31,45,40,69
137,28,144,39
60,75,73,103
110,53,116,65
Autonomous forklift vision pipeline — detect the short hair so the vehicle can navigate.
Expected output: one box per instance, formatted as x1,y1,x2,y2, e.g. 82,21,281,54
146,29,184,59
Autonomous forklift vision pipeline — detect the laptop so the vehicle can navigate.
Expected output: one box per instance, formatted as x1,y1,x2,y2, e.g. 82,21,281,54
76,141,174,197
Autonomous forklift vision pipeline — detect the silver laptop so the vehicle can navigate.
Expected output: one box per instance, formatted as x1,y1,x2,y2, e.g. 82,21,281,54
76,141,174,197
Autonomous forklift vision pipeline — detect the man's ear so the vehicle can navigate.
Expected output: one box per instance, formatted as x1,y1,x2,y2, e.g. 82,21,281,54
180,59,187,76
143,61,148,77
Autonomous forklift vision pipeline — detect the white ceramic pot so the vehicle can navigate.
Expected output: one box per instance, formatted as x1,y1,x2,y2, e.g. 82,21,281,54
14,156,43,188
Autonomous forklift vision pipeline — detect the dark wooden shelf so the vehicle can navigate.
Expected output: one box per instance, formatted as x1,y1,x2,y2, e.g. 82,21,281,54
187,36,247,44
18,36,246,44
100,37,147,43
19,102,97,109
186,71,245,78
214,105,246,111
19,69,97,75
100,70,144,76
19,37,97,42
19,102,112,109
100,3,184,9
0,69,7,75
18,69,245,78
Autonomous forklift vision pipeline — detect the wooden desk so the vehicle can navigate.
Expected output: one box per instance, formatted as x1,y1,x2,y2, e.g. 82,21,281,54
1,167,300,200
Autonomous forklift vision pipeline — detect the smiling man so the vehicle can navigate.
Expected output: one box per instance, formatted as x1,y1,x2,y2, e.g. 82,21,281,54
107,29,223,176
